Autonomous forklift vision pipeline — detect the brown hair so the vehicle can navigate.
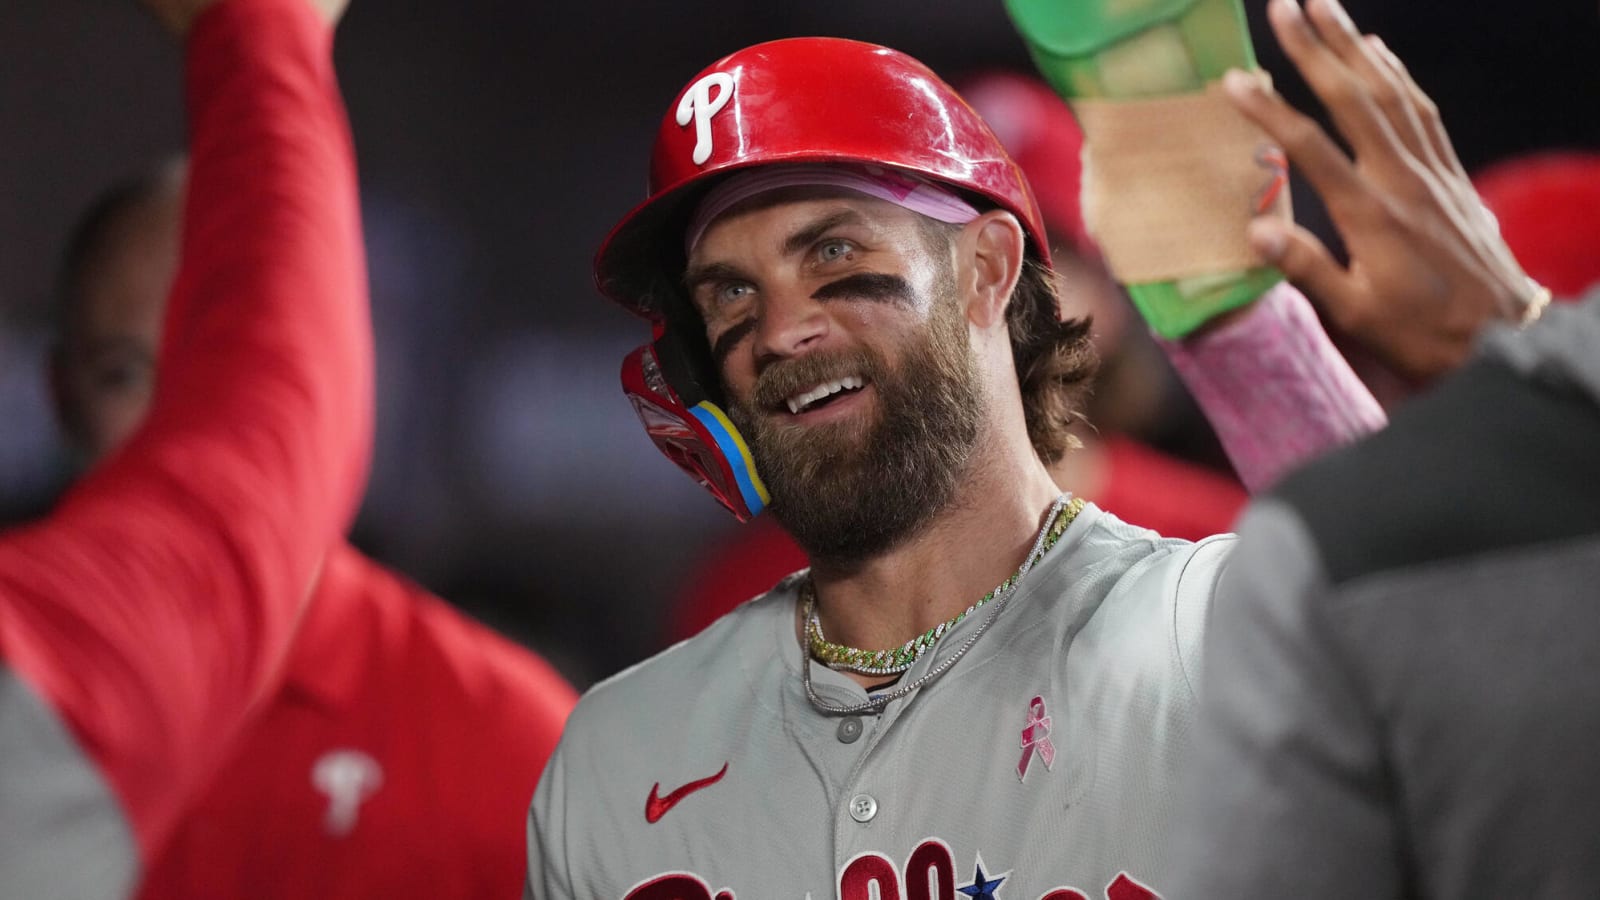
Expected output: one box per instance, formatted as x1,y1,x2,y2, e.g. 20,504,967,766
915,215,1099,465
1006,258,1099,464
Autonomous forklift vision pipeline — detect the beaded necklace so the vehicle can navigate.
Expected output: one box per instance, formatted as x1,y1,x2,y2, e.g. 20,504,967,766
802,495,1085,678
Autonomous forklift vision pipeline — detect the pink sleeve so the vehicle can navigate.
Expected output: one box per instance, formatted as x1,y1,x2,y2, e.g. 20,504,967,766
1159,283,1386,492
0,0,371,862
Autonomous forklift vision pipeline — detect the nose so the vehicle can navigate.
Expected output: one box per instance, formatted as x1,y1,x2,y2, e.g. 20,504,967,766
752,283,829,369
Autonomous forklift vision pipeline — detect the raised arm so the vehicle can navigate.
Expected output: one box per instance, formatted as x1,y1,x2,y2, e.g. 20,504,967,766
1004,0,1386,493
1157,282,1382,493
1224,0,1545,382
1162,0,1552,492
0,0,370,891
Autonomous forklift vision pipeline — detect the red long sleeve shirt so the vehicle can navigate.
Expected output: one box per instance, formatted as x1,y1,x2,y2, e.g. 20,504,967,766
0,0,371,892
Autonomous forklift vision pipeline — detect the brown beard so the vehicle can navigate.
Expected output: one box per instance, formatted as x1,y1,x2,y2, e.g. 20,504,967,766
727,286,983,571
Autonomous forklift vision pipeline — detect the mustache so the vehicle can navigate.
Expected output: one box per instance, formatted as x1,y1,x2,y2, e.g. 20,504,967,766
711,273,916,366
749,347,881,412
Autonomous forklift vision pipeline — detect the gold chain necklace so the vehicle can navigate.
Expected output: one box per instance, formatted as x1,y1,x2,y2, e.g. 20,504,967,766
802,495,1084,677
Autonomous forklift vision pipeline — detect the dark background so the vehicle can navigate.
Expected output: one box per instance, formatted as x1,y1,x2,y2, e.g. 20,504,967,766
4,0,1598,687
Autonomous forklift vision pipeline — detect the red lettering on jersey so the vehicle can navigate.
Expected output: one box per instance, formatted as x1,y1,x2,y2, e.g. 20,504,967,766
1036,871,1162,900
840,852,903,900
619,853,1163,900
1105,872,1161,900
905,840,957,900
622,873,716,900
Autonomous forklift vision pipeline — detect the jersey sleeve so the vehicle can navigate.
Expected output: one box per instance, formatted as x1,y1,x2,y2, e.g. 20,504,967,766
526,734,580,900
1170,499,1401,897
1158,283,1388,492
0,0,371,876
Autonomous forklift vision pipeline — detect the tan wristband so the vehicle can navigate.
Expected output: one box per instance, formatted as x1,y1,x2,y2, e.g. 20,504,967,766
1076,75,1292,283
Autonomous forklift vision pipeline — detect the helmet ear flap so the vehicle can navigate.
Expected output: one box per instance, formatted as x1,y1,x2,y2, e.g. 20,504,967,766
621,322,769,522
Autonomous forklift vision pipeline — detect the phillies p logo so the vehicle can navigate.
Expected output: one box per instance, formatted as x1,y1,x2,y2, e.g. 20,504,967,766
677,72,735,166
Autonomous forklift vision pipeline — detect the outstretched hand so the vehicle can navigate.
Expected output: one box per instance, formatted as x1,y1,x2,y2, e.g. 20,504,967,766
140,0,350,36
1225,0,1545,382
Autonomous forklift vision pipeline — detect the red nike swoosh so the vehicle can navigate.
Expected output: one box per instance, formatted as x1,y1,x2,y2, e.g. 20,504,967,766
644,762,729,824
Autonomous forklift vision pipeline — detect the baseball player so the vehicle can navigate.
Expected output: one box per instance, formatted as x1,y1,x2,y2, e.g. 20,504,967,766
0,0,372,896
523,0,1542,888
662,70,1263,647
50,166,578,899
662,72,1252,646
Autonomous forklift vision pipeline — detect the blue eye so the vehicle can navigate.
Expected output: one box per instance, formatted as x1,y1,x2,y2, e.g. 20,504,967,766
818,239,854,263
716,282,753,307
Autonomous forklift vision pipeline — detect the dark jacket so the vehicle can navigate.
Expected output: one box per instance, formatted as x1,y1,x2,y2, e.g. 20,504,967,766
1175,293,1600,899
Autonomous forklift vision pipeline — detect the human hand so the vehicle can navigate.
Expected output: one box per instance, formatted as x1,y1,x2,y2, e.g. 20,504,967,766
140,0,351,36
1223,0,1547,382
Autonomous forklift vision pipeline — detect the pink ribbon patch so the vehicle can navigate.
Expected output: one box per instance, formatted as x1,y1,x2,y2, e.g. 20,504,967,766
1017,695,1056,782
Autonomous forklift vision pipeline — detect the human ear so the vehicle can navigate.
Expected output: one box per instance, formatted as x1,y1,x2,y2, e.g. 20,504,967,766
961,211,1026,329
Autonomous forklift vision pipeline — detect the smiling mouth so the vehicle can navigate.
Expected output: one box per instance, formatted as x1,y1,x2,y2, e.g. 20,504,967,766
784,376,867,415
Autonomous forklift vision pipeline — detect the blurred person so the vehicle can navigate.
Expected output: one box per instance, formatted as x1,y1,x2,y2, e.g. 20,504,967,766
1475,150,1600,301
664,73,1249,646
1171,1,1597,898
0,0,372,895
664,515,808,645
52,166,578,898
519,0,1551,885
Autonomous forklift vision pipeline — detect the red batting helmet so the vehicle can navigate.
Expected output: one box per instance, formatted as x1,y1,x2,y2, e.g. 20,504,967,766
599,38,1053,521
1474,151,1600,301
594,37,1054,319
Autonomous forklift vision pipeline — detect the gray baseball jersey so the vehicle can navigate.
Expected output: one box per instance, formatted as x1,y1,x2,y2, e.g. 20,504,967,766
528,504,1231,900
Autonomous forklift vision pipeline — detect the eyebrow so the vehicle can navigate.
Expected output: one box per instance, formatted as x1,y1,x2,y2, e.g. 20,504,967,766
780,209,865,258
682,261,747,297
682,207,870,295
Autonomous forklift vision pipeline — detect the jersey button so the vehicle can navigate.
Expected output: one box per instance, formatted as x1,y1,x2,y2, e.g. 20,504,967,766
848,793,878,823
837,716,863,744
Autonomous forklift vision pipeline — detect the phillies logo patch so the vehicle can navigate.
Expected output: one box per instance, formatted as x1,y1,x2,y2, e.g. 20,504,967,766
311,749,383,837
620,841,1163,900
1017,696,1055,782
677,72,735,166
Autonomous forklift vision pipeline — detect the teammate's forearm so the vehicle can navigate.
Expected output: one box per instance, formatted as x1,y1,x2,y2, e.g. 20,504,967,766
1159,283,1385,492
167,0,372,529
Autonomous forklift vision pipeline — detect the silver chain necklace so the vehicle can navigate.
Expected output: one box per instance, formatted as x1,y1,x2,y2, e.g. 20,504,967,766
801,493,1071,716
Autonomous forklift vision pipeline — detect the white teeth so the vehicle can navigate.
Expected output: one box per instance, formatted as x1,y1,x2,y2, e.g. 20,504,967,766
785,375,865,414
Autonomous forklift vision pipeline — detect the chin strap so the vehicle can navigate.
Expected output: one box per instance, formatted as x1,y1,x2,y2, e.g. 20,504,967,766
686,400,770,516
